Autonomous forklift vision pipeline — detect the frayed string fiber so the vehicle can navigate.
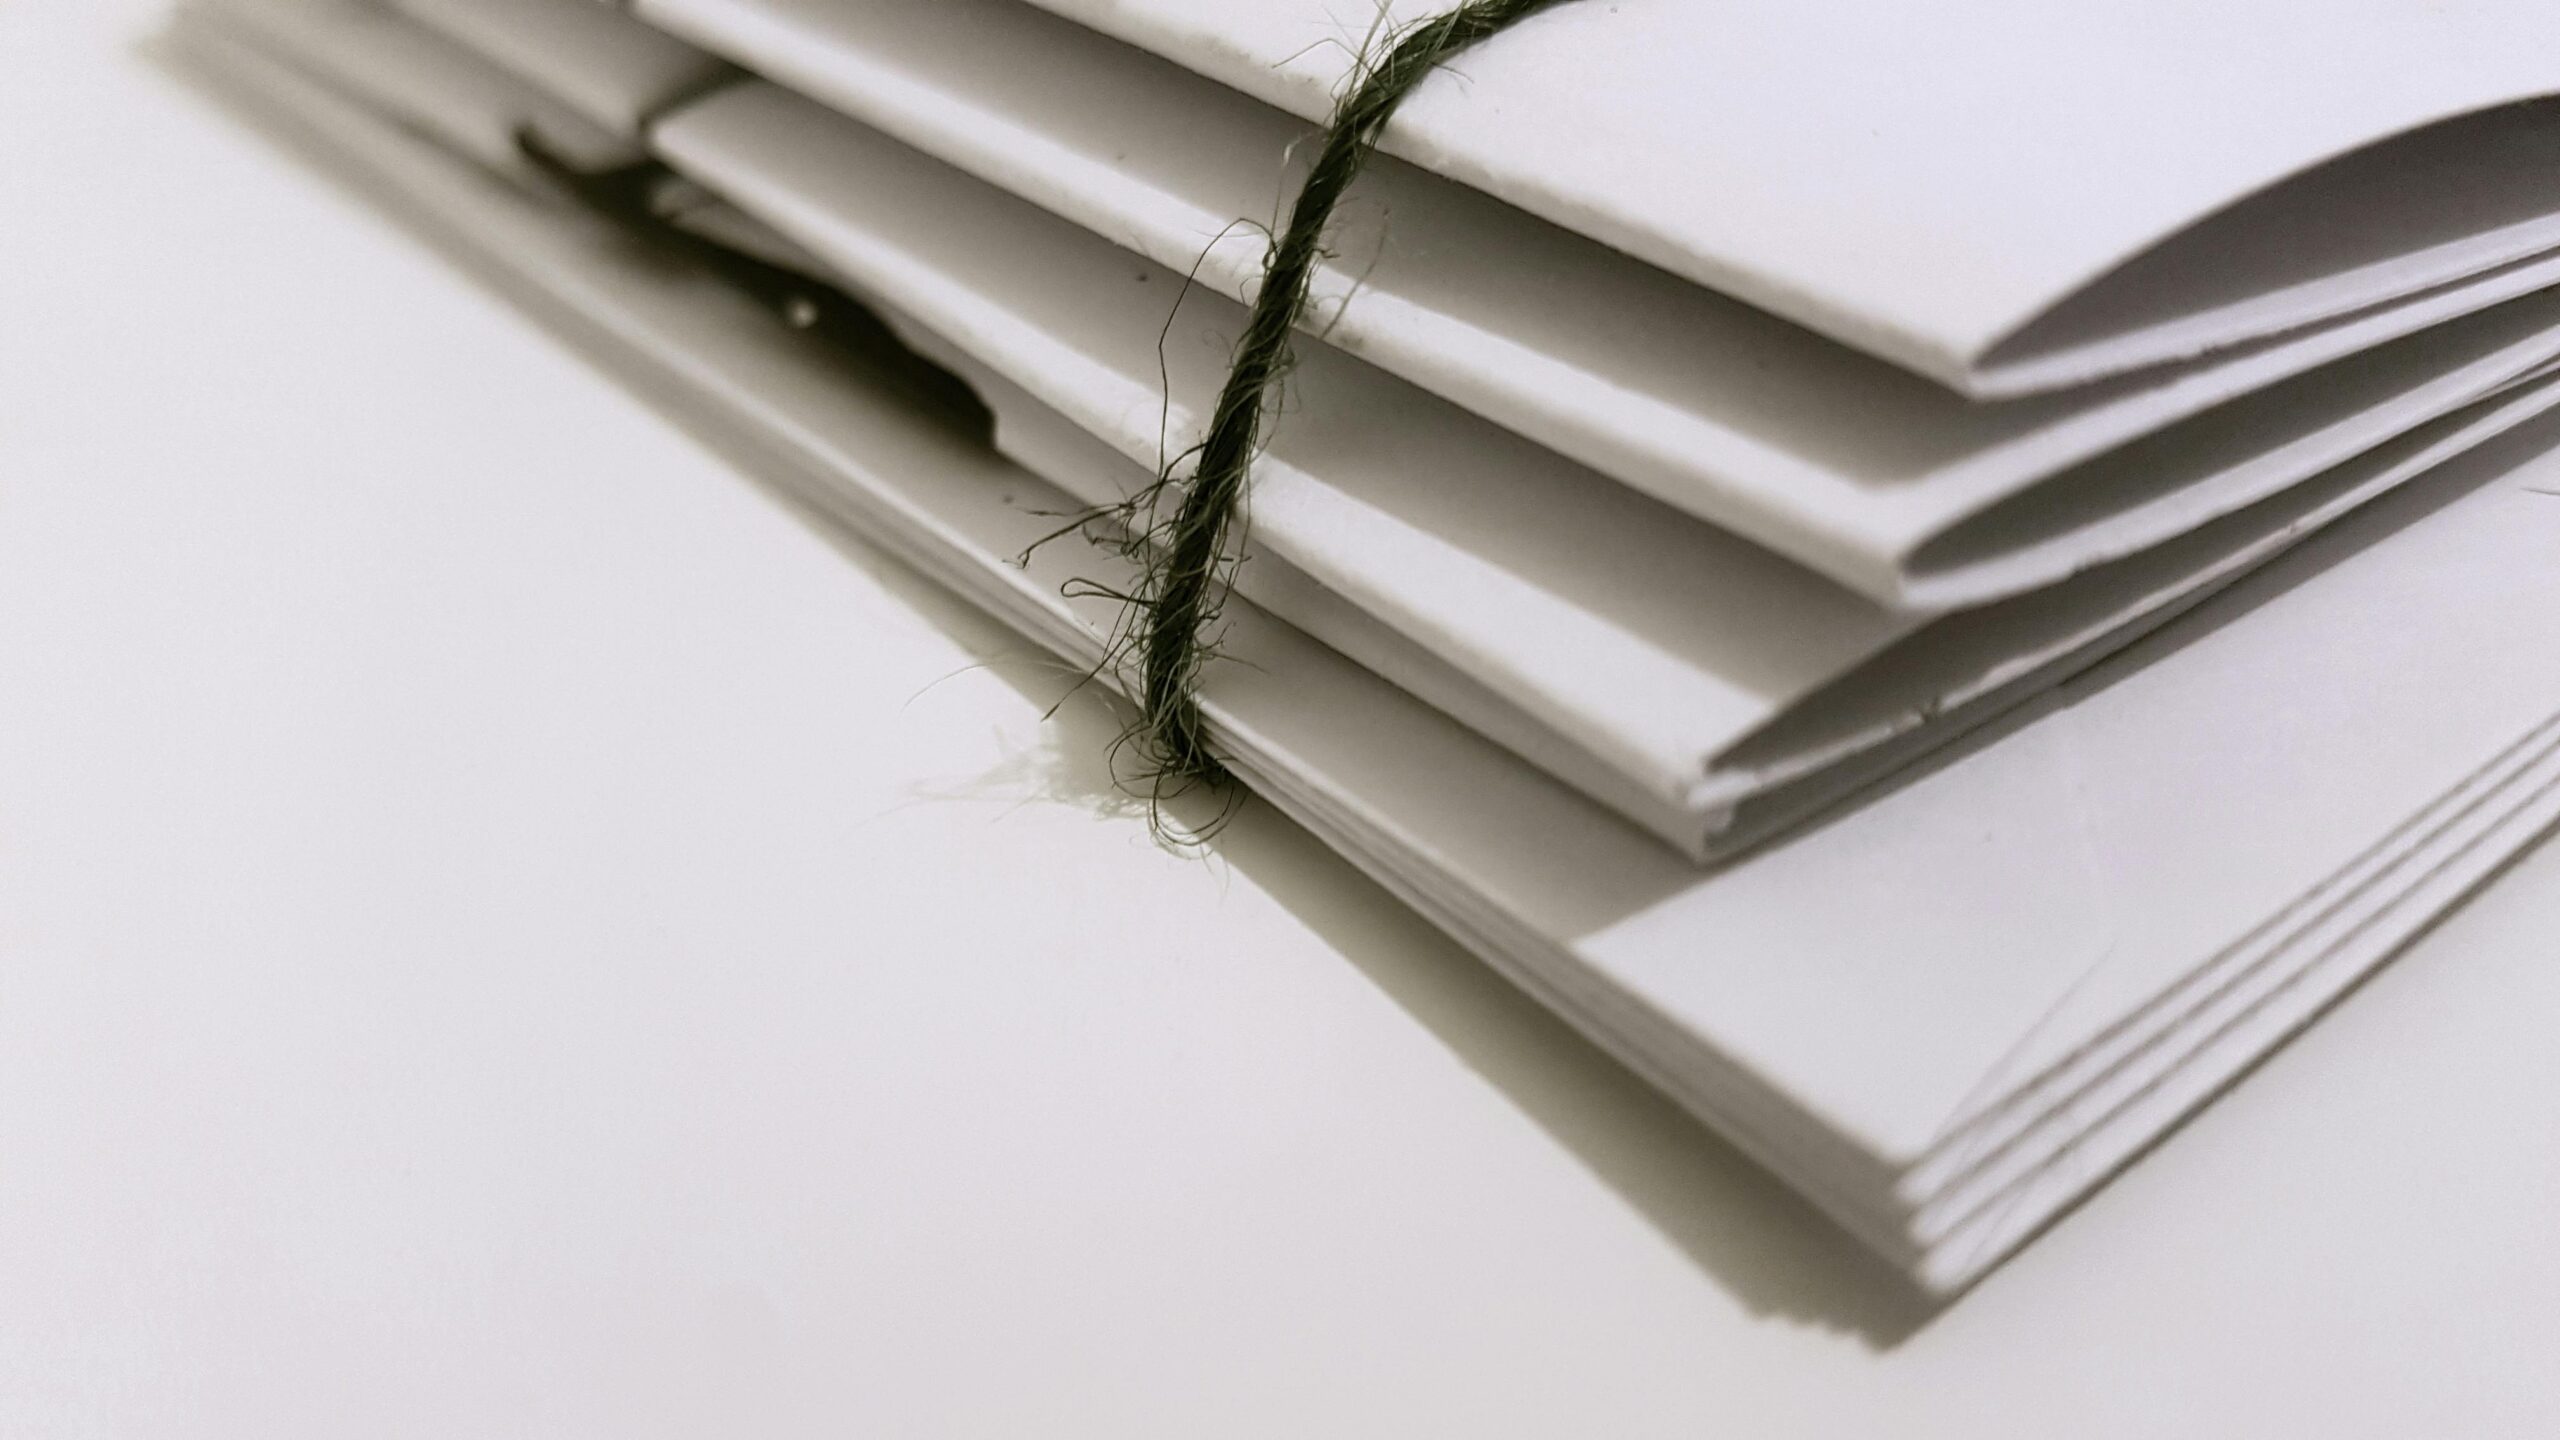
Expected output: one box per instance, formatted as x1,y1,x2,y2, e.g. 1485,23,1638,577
1077,0,1575,833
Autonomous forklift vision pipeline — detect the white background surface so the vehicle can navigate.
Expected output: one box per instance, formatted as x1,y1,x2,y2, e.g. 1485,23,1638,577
3,4,2557,1434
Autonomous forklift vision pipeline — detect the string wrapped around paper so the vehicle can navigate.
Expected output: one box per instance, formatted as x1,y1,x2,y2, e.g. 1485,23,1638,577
1084,0,1574,803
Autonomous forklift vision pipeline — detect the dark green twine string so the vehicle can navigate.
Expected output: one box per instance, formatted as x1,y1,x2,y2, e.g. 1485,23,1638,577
1075,0,1575,826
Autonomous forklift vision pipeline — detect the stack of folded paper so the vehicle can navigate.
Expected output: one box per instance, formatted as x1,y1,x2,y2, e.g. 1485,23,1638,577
158,0,2560,1290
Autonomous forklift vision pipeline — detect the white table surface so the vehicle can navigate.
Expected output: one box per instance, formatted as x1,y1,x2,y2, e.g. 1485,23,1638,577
4,4,2556,1435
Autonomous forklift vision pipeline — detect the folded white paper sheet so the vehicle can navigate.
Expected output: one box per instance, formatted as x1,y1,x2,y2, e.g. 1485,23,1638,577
1013,0,2560,394
233,0,2560,867
649,80,2560,834
638,0,2560,606
170,10,2560,1290
637,173,2560,879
